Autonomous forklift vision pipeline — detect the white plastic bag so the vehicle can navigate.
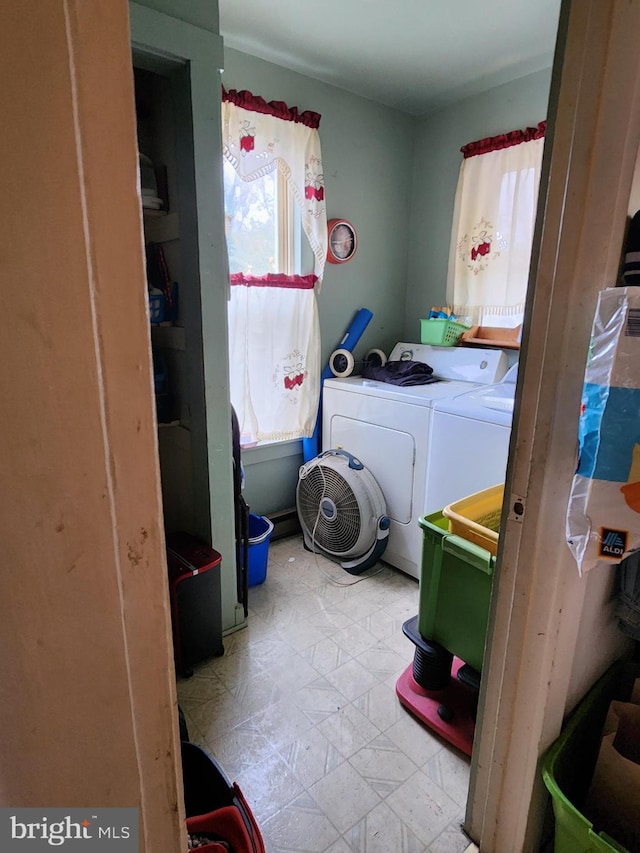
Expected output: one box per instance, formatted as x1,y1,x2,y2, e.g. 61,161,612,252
566,287,640,574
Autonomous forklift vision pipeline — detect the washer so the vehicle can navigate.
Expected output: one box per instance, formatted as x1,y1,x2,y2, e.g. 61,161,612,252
424,363,518,517
322,343,508,578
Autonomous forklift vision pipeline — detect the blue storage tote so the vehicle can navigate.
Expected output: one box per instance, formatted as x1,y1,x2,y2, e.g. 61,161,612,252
248,514,274,587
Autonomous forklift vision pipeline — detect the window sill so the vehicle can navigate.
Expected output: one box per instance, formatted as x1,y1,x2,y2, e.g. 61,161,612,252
241,438,303,467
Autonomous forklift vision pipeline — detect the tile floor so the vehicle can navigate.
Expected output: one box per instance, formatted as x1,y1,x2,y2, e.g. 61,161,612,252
178,534,473,853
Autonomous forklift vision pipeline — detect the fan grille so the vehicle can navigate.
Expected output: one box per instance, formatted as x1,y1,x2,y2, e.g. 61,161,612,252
298,463,362,554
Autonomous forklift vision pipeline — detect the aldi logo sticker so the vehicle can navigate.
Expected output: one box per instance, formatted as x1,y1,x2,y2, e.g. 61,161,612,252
598,528,628,559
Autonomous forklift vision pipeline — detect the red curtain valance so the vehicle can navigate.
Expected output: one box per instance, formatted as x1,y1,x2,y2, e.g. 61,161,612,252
461,120,546,159
230,273,318,289
222,87,321,129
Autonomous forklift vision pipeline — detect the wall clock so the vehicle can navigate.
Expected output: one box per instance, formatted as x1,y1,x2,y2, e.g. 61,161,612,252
327,218,357,264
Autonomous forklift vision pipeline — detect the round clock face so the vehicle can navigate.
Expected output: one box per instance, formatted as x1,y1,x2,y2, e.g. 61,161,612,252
327,219,357,264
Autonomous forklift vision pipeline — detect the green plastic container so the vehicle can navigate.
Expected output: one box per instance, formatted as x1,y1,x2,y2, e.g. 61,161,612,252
420,318,470,346
541,660,640,853
418,511,496,673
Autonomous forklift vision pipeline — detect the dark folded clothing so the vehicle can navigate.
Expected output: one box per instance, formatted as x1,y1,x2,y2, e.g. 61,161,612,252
361,360,442,386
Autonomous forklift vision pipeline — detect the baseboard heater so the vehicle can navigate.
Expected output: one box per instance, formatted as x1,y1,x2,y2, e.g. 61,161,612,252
267,507,301,541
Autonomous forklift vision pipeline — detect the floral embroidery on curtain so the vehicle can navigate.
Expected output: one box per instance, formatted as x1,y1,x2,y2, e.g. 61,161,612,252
222,88,327,282
221,90,326,445
446,121,546,326
227,274,321,445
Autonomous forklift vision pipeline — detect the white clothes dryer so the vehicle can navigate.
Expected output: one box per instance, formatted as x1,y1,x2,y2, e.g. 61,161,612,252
321,343,508,578
423,363,518,518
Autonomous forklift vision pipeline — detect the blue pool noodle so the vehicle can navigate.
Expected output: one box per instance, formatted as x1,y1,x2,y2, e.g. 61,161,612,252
302,307,373,462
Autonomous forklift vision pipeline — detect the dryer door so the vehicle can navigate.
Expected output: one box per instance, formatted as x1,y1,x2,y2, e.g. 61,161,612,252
322,384,431,578
328,416,414,524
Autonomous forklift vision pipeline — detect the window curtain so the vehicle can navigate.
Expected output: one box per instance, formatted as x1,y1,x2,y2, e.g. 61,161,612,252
228,274,320,444
221,88,327,282
221,89,326,445
446,121,546,326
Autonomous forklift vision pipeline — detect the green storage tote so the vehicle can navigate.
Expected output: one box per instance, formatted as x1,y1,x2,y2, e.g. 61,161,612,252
541,660,640,853
418,511,496,674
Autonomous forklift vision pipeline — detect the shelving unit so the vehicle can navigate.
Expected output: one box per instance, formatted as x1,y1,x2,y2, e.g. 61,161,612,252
130,1,239,634
135,64,191,533
151,323,186,351
143,210,180,243
142,206,168,218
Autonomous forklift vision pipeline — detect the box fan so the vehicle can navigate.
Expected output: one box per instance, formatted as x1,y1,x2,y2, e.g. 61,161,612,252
296,449,390,574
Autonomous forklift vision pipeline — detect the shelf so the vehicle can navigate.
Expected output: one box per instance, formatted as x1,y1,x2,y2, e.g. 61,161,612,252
143,206,168,217
143,210,180,243
151,323,185,351
460,340,520,351
460,325,521,350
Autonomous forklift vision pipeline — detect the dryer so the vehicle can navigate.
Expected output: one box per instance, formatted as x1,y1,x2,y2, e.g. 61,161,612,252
423,362,518,517
322,343,508,578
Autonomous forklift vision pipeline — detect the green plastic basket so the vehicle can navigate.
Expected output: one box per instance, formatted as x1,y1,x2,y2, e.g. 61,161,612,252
541,660,640,853
418,511,496,673
420,318,469,346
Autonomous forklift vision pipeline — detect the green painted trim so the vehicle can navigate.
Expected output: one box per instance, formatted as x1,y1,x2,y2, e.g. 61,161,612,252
129,3,223,66
129,1,239,633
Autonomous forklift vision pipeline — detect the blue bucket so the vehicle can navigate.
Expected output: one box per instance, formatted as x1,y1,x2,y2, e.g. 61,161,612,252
247,514,274,587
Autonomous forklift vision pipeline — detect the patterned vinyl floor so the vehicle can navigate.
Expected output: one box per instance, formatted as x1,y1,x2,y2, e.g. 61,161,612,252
178,534,473,853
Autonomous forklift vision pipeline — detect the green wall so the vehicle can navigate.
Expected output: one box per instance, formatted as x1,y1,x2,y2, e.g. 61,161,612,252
133,0,219,33
223,53,552,517
130,2,243,632
222,47,417,516
222,47,416,366
404,68,553,332
130,5,554,602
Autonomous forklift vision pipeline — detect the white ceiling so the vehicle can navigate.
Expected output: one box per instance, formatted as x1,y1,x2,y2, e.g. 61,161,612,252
218,0,562,117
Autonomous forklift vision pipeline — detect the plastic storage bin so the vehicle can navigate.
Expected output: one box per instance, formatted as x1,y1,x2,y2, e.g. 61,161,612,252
148,290,166,323
541,660,640,853
248,514,274,587
148,283,179,324
418,511,496,673
420,318,470,346
166,532,224,675
442,483,504,556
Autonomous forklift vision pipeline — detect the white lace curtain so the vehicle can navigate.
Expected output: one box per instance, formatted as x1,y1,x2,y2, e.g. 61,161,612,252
221,89,327,281
221,90,326,445
446,122,546,327
228,275,321,444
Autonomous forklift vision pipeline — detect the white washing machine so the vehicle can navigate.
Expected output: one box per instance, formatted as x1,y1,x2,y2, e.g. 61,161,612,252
322,343,508,578
423,363,518,516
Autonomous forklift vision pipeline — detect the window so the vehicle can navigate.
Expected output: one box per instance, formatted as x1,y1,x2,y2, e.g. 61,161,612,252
447,122,546,328
223,161,299,276
221,88,327,446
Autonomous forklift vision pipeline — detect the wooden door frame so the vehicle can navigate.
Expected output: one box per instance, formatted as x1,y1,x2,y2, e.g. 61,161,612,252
466,2,640,849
